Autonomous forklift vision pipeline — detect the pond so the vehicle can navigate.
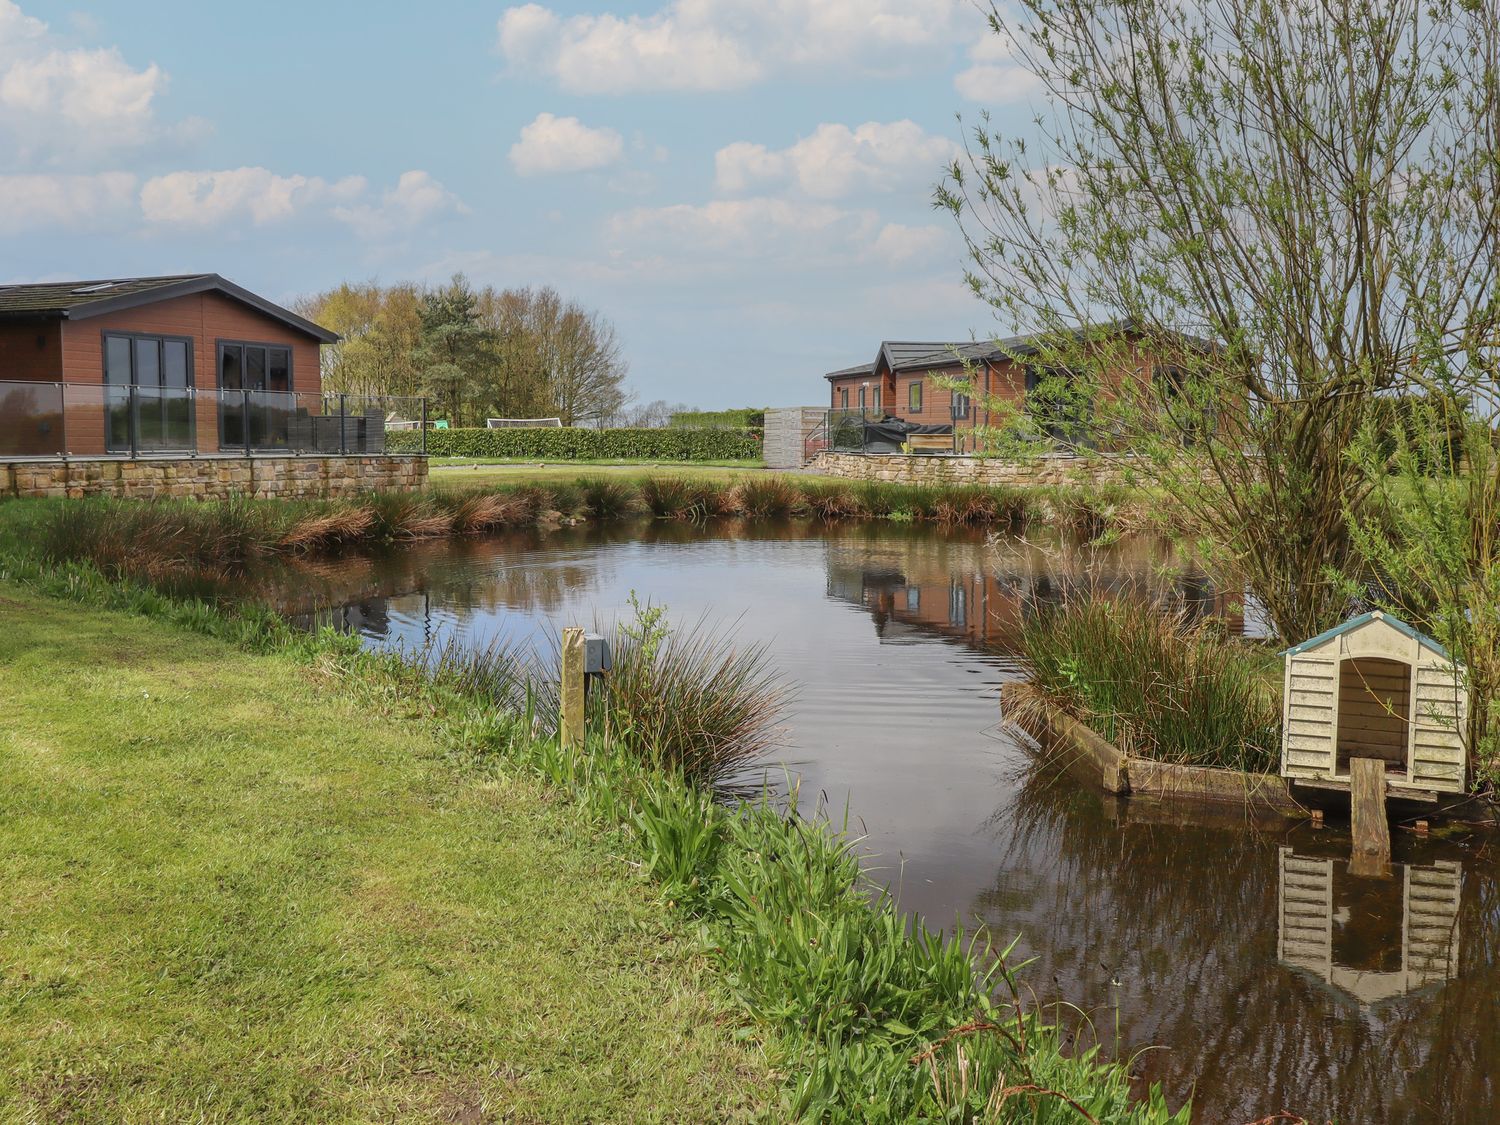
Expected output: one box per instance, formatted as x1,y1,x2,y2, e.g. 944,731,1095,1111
269,519,1496,1124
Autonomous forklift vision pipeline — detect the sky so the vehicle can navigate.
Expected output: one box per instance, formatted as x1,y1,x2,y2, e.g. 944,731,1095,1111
0,0,1041,409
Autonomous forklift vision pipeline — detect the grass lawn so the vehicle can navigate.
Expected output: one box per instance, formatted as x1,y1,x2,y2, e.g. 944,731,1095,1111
0,586,768,1122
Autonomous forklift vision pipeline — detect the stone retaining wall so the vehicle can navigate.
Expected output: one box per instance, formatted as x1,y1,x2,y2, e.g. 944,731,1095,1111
808,450,1128,487
2,455,428,500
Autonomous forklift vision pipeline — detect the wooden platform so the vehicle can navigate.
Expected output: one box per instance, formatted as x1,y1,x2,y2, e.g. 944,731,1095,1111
1000,681,1309,818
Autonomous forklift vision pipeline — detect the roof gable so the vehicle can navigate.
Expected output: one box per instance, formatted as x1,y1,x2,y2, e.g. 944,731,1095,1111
0,274,339,343
1282,610,1451,660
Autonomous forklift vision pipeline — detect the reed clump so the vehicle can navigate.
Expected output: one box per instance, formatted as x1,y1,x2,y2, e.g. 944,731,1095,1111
25,474,1127,586
1017,592,1281,772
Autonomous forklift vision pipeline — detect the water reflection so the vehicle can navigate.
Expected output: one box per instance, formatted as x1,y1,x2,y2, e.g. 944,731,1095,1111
1277,847,1461,1004
254,519,1495,1123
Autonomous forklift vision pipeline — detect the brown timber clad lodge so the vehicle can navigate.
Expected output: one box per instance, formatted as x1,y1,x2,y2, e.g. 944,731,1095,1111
823,329,1195,450
0,274,338,458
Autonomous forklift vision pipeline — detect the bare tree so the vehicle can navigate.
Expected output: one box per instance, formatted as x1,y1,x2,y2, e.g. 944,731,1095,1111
938,0,1500,642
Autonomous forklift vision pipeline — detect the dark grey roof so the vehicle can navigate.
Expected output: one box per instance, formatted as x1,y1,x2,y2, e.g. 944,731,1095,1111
0,274,339,343
824,361,876,380
825,321,1213,382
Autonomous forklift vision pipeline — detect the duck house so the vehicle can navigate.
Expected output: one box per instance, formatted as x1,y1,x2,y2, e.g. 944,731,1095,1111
1280,612,1468,797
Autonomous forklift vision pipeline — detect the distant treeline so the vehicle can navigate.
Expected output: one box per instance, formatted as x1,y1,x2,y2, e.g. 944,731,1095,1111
295,275,629,428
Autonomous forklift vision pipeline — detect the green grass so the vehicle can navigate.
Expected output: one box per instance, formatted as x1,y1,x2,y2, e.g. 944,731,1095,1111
0,586,770,1123
0,546,1193,1123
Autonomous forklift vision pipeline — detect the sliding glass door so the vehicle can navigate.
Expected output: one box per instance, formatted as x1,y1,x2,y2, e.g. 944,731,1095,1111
103,333,194,453
218,342,293,451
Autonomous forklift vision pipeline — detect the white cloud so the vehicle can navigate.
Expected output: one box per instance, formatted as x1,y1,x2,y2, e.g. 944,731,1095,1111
715,120,958,200
137,167,466,237
333,170,468,237
0,0,183,162
497,0,967,94
954,26,1041,103
870,222,950,265
509,112,625,175
0,171,136,234
139,167,365,227
607,196,951,270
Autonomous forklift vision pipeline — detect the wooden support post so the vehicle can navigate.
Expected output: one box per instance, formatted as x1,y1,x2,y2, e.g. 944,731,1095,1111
1349,757,1391,876
560,626,586,751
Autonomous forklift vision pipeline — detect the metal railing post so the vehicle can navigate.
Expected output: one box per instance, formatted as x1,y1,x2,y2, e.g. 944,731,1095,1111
420,397,428,456
60,382,68,456
243,389,252,456
339,393,348,455
127,384,139,458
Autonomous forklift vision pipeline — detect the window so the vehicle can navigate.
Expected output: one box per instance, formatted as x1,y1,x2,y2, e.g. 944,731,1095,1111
949,581,968,627
840,387,849,409
858,385,867,410
952,392,971,420
1025,365,1090,446
905,586,920,612
1155,365,1214,447
102,332,194,452
218,340,295,449
909,379,923,412
873,387,881,412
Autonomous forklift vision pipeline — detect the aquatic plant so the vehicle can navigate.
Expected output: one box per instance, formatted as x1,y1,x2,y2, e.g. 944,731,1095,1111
1016,591,1281,772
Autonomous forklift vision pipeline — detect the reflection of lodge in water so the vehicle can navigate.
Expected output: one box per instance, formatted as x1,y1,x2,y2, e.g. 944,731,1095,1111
1277,846,1461,1004
824,532,1244,651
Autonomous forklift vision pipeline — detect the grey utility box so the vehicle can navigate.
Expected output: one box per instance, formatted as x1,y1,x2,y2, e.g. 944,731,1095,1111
583,633,612,675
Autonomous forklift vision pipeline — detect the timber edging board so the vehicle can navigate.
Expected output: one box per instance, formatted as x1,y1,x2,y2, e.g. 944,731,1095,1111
999,681,1309,817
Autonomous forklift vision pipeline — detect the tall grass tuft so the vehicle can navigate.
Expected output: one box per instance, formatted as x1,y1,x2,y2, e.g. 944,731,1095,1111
735,476,810,519
579,476,640,519
638,476,724,522
1016,591,1281,772
37,496,290,581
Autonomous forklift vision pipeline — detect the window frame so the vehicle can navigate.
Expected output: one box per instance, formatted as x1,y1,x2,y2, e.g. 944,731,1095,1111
908,379,923,413
215,338,295,393
952,392,971,420
101,330,196,389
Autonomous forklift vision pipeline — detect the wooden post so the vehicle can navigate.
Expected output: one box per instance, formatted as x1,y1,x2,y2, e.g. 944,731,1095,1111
1349,757,1391,876
560,627,586,751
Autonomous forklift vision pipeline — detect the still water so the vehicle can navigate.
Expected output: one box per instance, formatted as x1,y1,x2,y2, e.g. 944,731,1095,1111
269,520,1495,1124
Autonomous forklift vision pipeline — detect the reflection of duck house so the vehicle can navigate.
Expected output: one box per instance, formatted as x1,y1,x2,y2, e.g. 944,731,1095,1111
1277,847,1461,1003
1280,612,1468,797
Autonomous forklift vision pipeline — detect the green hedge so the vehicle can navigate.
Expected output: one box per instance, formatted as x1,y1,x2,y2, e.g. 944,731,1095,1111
669,408,766,429
389,426,762,461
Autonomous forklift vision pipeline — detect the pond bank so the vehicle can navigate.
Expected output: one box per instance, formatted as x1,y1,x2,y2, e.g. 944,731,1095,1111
4,474,1141,584
0,555,1189,1123
0,583,769,1122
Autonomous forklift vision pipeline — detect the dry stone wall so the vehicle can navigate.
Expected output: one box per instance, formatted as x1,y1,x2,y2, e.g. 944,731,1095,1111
808,451,1128,487
2,455,427,500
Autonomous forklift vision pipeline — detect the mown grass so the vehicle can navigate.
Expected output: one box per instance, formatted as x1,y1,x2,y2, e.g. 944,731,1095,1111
0,546,1192,1123
0,584,771,1123
1016,592,1282,773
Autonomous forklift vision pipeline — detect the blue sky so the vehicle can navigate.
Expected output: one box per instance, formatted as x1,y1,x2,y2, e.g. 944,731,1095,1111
0,1,1039,407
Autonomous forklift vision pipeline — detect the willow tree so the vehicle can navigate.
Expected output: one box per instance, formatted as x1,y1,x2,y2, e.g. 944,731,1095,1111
937,0,1500,642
